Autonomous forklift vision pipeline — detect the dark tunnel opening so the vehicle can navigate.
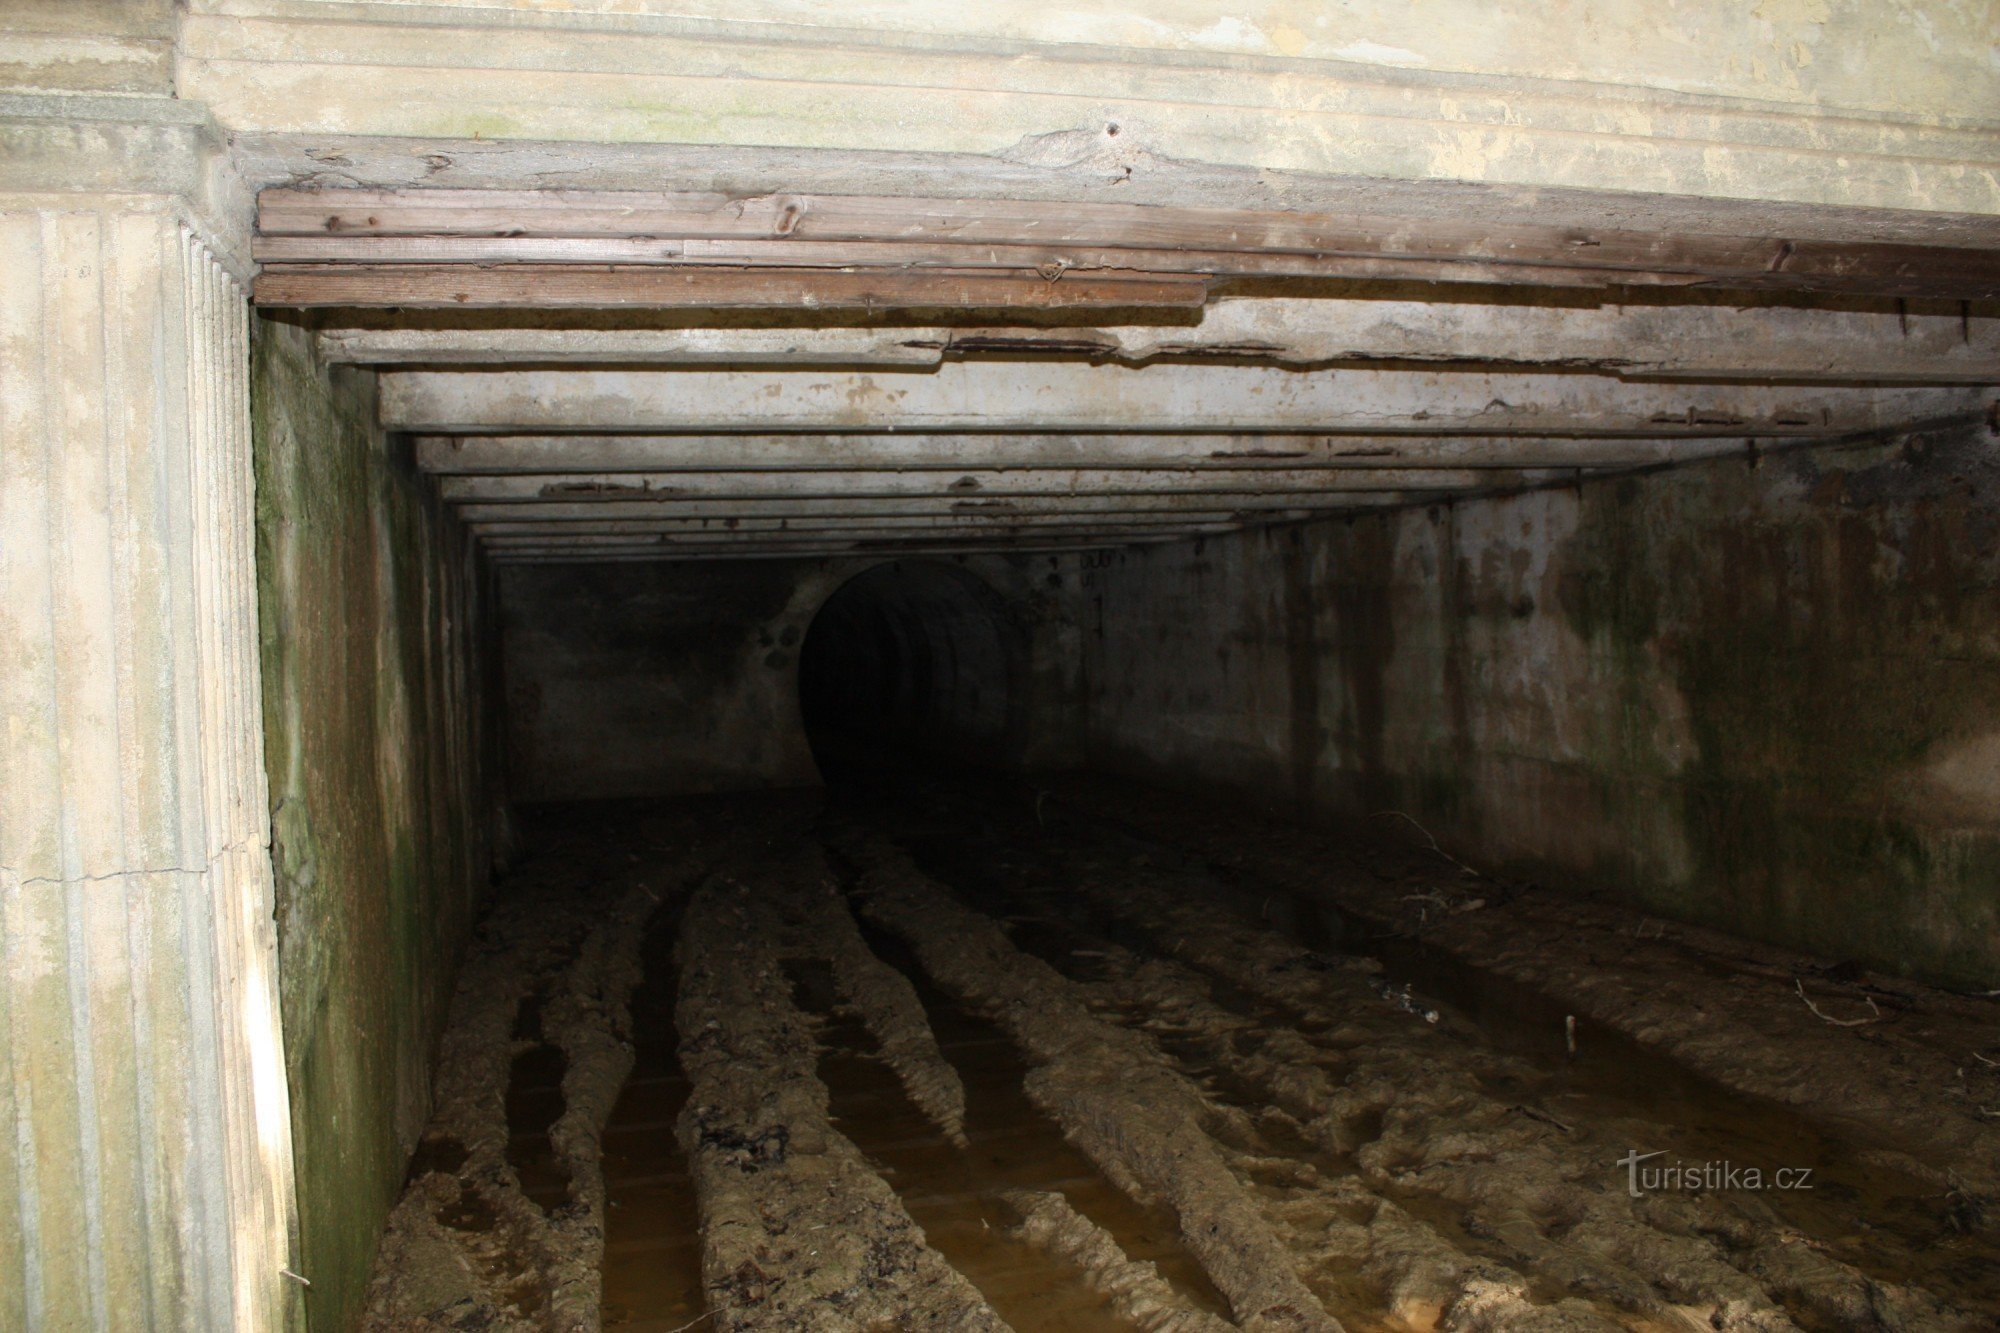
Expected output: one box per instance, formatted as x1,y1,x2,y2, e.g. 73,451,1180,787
798,560,1027,783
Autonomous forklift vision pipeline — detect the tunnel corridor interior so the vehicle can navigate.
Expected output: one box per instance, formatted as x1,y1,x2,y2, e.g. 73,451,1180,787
255,259,2000,1333
11,11,2000,1328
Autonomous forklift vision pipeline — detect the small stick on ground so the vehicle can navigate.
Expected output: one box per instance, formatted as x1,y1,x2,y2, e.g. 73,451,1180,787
1795,979,1883,1028
1372,811,1485,883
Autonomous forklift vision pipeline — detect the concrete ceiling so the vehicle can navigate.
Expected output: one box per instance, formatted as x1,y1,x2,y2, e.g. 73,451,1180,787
261,188,2000,563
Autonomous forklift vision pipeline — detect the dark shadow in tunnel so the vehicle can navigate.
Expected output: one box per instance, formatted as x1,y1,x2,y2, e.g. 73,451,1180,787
798,560,1027,785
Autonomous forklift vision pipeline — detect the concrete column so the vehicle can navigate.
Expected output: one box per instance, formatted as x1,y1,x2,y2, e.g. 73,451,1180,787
0,102,297,1333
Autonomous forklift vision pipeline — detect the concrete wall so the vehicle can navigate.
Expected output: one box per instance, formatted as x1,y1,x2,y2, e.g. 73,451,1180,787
251,318,502,1330
1082,423,2000,989
0,199,297,1329
500,555,1085,799
186,1,1999,220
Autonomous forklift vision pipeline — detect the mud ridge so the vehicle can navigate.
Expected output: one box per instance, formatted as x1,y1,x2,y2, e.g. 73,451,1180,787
672,853,1008,1332
1053,777,2000,1213
785,860,970,1146
1010,817,1978,1331
358,805,753,1331
833,822,1343,1333
1004,1190,1240,1333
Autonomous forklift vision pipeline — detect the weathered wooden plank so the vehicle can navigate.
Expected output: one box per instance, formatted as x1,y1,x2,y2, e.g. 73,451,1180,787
247,187,1771,265
249,233,1697,288
256,188,2000,297
437,467,1587,503
250,264,1210,310
413,433,1750,475
317,299,2000,384
380,364,1984,436
483,542,1156,563
467,511,1272,534
477,521,1237,546
449,494,1420,522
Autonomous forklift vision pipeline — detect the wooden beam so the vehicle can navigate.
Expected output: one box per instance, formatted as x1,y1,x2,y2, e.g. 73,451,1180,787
380,364,1985,436
485,543,1146,564
320,325,952,368
437,467,1585,503
477,522,1238,547
249,234,1697,290
448,494,1421,522
317,299,2000,384
251,265,1210,310
467,511,1278,535
413,433,1751,475
256,188,2000,299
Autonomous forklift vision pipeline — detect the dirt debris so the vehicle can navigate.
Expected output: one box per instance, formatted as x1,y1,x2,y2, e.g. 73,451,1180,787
672,854,1008,1332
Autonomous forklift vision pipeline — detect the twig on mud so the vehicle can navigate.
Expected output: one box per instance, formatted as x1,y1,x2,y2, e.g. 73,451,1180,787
1794,979,1882,1027
1974,1052,2000,1069
1510,1104,1573,1134
1372,811,1485,882
665,1306,728,1333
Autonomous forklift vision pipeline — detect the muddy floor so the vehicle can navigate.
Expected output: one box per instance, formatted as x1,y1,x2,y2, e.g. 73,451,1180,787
360,763,2000,1332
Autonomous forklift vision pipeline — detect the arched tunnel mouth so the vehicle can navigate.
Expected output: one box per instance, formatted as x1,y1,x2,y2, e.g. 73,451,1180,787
797,559,1027,784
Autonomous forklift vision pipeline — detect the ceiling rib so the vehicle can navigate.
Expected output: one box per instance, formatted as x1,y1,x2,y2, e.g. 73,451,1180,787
254,187,1999,562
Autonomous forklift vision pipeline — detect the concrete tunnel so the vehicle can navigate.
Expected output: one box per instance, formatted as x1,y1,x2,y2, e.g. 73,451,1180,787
7,4,2000,1331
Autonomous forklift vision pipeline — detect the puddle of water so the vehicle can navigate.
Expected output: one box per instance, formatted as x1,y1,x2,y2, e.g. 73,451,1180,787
792,929,1237,1330
504,1042,572,1211
599,909,708,1332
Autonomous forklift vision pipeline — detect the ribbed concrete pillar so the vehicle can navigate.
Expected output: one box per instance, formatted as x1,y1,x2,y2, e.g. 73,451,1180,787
0,201,298,1327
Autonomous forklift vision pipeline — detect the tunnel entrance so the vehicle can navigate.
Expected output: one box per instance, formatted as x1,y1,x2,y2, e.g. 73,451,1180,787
798,560,1026,782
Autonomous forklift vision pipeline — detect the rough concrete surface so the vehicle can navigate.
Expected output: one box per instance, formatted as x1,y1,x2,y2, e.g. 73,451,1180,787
253,314,506,1332
1081,420,2000,990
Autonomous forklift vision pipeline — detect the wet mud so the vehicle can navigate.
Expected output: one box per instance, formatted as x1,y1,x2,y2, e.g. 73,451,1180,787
359,768,2000,1332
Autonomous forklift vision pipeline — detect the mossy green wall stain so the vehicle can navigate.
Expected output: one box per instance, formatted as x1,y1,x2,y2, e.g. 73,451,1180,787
250,319,499,1330
1089,423,1999,989
1545,428,2000,987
